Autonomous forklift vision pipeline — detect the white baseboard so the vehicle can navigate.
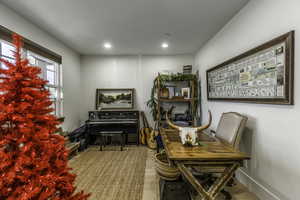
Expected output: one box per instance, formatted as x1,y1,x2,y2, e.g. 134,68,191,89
237,169,282,200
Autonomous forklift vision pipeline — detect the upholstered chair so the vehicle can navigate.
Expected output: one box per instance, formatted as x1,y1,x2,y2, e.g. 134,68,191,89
190,112,248,200
193,112,248,175
214,112,248,150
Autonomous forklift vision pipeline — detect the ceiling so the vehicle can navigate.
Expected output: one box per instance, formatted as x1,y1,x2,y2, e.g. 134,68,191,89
0,0,249,55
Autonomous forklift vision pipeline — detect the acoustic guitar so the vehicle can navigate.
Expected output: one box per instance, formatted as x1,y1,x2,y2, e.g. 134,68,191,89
139,111,146,145
142,112,151,141
140,112,152,145
147,122,158,150
139,129,146,145
142,113,158,149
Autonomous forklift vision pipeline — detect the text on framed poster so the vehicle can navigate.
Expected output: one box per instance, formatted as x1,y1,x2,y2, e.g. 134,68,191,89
206,31,294,105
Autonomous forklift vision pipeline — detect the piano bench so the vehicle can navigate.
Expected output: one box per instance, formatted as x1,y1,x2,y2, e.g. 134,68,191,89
99,131,125,151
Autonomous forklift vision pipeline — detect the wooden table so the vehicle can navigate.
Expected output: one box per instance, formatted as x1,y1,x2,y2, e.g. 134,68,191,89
160,129,250,200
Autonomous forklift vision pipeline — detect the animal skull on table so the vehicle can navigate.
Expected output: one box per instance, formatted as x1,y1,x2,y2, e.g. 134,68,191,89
166,111,212,146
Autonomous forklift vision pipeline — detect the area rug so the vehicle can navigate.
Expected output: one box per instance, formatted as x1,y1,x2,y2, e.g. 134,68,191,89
69,146,148,200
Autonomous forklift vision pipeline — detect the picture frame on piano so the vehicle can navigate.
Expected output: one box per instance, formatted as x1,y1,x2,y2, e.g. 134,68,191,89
96,88,135,110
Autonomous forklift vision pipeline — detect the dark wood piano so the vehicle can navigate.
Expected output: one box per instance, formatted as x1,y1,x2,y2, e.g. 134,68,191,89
85,110,140,145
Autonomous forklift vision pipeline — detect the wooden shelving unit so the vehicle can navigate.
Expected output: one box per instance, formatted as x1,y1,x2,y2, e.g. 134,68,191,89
150,73,199,128
159,98,193,103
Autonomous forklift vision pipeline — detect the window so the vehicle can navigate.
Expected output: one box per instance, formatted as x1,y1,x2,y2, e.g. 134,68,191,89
0,39,63,117
0,40,15,69
27,51,63,117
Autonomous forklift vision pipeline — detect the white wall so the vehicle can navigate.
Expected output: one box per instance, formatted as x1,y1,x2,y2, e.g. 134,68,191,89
194,1,300,200
0,3,81,131
80,55,193,124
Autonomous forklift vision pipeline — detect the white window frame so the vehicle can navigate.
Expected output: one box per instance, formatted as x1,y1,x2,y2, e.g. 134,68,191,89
27,51,63,117
0,39,64,117
0,39,15,69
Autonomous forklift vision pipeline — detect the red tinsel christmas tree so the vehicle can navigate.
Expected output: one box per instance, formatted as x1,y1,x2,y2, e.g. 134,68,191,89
0,34,89,200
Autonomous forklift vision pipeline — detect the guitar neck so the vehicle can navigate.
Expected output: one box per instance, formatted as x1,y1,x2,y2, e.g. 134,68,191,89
142,112,150,128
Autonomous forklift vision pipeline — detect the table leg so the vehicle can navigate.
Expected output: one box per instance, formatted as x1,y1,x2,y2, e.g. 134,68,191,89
207,163,239,199
177,163,210,199
177,162,240,200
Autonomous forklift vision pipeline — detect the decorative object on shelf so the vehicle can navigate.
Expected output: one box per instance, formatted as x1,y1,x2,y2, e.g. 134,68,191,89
183,65,192,74
166,86,175,99
147,73,199,124
181,87,190,99
160,87,169,99
166,111,212,146
174,87,182,97
96,88,134,110
0,34,89,200
207,31,294,105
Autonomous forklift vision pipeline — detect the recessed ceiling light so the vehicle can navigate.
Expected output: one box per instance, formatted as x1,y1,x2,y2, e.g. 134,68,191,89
161,42,169,48
103,42,112,49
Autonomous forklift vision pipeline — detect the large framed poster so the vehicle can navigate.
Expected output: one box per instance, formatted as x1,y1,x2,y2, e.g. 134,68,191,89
206,31,294,105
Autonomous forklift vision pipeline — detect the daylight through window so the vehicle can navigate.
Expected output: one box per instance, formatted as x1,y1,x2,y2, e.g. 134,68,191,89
0,39,63,117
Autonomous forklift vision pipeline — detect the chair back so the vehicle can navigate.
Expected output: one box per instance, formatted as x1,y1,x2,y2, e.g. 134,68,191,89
215,112,247,150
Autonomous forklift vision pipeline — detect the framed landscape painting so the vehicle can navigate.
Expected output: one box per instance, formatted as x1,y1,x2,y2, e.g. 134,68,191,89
96,88,134,110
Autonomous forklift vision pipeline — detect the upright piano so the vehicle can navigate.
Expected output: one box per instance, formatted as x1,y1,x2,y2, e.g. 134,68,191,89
85,110,140,145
